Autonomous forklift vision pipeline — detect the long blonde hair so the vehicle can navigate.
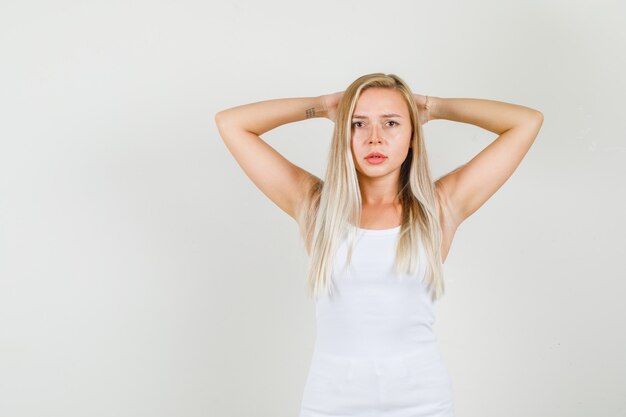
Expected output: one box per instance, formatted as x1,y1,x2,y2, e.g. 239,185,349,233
296,73,445,303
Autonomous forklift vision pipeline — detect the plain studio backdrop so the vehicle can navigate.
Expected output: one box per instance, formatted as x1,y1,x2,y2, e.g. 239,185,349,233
1,1,624,416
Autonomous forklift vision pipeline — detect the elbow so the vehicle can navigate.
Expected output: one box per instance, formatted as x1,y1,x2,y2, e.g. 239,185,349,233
534,111,544,130
214,111,231,139
530,108,544,123
530,111,544,137
214,110,225,126
525,110,544,129
214,110,234,131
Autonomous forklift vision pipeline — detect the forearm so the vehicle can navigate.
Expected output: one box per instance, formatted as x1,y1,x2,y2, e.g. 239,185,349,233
428,96,542,134
215,96,327,136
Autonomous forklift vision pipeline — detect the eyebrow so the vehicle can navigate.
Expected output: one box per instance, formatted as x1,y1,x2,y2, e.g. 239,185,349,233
352,113,403,119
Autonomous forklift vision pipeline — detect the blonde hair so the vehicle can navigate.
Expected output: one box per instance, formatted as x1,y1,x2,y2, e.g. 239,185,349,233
296,73,445,303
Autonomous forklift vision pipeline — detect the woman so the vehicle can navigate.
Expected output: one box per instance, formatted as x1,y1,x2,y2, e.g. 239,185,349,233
215,73,543,417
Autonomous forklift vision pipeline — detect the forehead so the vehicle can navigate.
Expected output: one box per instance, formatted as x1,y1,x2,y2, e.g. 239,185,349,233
353,88,409,117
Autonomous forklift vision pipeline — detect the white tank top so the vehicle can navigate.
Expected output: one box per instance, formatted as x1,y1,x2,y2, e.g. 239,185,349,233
313,224,439,359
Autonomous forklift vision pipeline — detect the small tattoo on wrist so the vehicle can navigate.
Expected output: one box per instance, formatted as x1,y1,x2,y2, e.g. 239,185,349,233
305,108,316,118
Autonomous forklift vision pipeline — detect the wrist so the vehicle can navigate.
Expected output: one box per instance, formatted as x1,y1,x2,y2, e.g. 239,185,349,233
310,96,328,119
427,96,443,121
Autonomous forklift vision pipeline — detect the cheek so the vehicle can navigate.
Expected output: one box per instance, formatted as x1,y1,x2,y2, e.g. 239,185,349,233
400,131,413,148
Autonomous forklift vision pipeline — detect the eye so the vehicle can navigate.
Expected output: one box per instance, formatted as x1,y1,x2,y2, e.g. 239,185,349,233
352,121,364,128
387,121,399,127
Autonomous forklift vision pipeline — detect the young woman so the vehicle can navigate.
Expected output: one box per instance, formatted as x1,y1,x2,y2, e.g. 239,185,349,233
215,73,543,417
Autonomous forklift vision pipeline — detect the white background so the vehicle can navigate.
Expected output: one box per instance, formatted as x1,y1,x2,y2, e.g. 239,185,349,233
1,1,624,416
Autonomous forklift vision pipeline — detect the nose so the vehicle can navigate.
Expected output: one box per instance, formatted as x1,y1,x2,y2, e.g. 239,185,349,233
368,124,383,143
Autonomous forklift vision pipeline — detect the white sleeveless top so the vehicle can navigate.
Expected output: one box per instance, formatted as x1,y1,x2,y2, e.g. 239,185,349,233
301,225,455,417
313,224,438,359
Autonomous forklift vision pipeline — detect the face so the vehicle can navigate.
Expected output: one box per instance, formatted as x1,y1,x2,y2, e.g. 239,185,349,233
350,87,413,179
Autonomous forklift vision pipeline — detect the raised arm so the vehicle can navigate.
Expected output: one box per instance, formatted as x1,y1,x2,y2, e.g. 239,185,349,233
214,96,329,221
426,96,544,223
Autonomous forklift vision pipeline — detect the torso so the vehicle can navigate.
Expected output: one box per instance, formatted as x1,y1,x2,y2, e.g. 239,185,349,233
301,185,458,415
